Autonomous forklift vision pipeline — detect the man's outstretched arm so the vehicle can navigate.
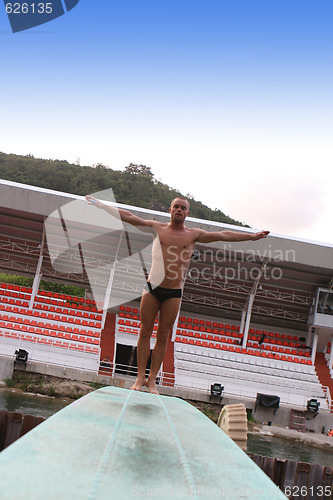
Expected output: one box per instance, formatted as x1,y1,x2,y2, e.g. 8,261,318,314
196,229,270,244
85,195,155,228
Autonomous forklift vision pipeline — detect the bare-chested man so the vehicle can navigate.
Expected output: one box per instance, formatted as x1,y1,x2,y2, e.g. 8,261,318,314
86,195,269,394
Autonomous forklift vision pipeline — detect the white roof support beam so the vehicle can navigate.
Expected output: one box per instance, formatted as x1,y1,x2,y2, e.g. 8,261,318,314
329,334,333,371
101,232,124,329
329,277,333,291
312,329,319,364
241,293,256,348
241,258,268,348
29,218,45,309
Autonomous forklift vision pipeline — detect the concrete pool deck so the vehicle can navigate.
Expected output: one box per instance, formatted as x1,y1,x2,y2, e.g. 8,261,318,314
252,424,333,450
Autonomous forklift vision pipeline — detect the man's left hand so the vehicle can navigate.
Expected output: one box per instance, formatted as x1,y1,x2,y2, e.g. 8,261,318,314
252,230,270,240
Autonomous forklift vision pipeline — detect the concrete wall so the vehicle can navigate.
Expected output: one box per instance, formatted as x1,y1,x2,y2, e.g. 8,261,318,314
0,356,14,380
9,358,333,433
252,404,332,434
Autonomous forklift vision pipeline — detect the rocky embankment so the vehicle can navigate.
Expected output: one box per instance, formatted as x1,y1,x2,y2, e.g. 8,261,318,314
4,371,101,400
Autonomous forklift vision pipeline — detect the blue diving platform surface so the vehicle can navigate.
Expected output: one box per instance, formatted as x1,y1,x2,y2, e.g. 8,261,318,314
0,386,287,499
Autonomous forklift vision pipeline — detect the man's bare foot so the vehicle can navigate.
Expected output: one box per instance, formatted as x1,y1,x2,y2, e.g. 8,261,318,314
130,377,146,391
146,377,159,395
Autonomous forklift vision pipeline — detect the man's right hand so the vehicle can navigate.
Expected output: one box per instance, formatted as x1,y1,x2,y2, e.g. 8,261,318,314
85,195,104,209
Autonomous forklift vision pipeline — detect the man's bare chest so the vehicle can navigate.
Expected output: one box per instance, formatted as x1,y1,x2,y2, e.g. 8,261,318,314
156,226,196,250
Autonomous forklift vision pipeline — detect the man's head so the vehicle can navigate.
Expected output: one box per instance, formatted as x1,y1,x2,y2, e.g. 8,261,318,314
169,197,190,223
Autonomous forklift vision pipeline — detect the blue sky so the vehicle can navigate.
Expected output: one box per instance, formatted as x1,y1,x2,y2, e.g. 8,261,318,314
1,0,332,243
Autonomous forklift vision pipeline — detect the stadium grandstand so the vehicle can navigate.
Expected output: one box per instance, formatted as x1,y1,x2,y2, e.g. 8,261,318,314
1,179,333,425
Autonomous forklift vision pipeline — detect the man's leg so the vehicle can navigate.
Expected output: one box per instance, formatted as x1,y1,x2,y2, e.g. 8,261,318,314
146,297,181,394
130,291,160,391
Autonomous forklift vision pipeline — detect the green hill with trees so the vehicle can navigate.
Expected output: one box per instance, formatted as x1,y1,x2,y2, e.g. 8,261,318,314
0,151,246,226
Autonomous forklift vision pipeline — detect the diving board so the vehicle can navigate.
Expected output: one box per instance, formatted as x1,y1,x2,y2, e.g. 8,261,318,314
0,386,286,499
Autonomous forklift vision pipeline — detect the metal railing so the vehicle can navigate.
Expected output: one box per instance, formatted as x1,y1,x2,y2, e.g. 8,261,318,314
0,332,100,372
97,361,331,411
322,385,333,412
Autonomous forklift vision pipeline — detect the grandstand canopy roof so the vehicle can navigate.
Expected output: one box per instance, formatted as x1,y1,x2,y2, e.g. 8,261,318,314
1,179,333,336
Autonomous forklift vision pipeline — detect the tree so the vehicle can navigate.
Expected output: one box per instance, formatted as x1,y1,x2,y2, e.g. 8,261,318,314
0,152,246,227
93,162,108,170
124,163,154,178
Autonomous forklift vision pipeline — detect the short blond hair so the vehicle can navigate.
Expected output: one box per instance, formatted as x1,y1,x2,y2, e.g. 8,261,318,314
170,197,190,209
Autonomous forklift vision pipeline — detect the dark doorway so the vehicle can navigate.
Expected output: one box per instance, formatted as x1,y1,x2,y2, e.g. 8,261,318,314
115,343,152,377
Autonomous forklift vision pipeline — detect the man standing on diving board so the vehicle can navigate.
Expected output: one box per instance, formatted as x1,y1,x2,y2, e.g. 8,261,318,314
86,195,269,394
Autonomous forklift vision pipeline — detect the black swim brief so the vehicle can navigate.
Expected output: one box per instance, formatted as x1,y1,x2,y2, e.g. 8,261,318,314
146,282,182,303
